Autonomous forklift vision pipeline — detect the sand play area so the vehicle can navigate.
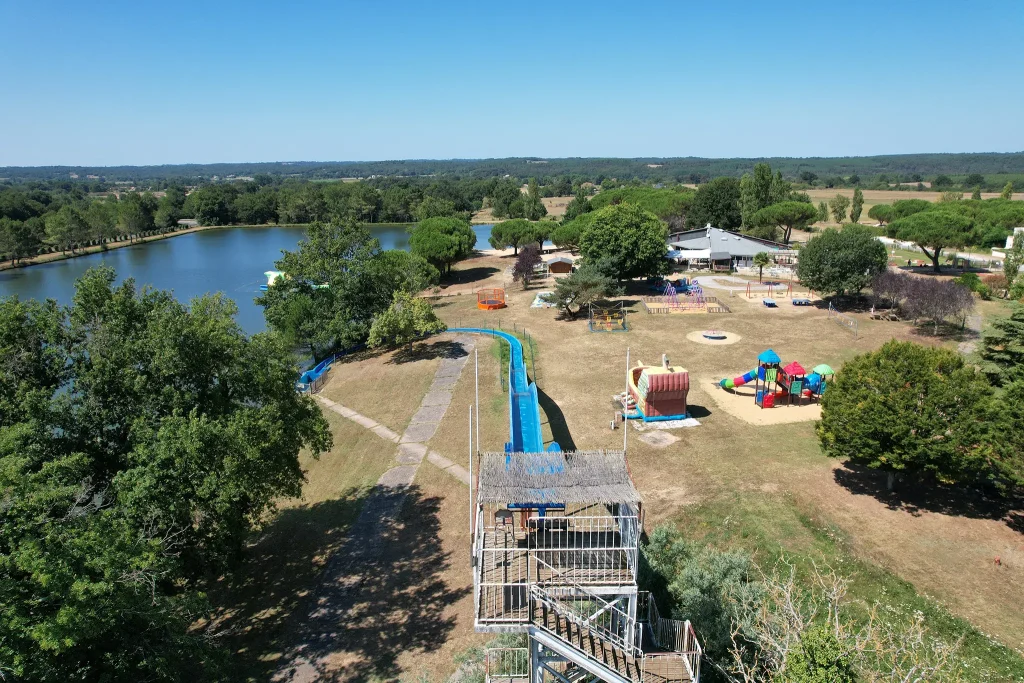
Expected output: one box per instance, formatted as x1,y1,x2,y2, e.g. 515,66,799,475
700,378,821,425
686,330,742,345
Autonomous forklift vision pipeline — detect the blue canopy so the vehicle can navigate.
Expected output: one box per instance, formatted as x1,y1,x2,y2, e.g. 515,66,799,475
758,349,781,364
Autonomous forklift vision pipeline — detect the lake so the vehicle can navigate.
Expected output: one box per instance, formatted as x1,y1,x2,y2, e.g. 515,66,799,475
0,223,496,335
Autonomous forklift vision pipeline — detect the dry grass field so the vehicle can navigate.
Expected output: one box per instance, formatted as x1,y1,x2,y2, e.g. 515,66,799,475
222,253,1024,681
471,195,573,224
805,187,1024,230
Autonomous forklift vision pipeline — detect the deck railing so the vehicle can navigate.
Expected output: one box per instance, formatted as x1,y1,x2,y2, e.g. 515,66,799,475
484,647,529,682
638,593,702,682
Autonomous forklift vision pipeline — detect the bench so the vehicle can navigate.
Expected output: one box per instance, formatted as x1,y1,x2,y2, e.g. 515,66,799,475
792,298,812,306
763,298,777,308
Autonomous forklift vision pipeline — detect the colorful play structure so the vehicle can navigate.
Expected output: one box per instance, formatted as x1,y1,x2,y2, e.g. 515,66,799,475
618,354,690,421
477,288,507,311
588,302,628,332
642,277,730,314
719,349,834,408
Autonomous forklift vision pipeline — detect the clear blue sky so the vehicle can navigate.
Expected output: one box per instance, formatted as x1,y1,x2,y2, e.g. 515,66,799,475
2,0,1021,166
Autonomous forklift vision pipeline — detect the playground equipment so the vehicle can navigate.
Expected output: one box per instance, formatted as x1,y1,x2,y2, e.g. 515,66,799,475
477,288,507,311
719,349,830,408
588,302,628,332
746,280,792,299
450,327,703,682
640,278,729,314
702,330,727,340
617,354,690,421
260,270,285,291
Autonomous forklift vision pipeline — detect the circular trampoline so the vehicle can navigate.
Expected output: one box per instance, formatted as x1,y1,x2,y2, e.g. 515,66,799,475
702,330,727,340
477,288,507,310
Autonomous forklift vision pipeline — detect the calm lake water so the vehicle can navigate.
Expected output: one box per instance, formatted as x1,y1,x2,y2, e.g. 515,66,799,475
0,224,496,335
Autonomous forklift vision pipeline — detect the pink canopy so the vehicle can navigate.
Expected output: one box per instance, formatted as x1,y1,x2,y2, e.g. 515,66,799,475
783,361,806,376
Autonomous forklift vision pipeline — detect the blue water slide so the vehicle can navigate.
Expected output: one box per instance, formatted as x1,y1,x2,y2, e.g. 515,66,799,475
449,328,549,453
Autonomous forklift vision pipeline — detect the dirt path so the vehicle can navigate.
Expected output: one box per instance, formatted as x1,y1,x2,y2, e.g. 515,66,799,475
274,335,475,682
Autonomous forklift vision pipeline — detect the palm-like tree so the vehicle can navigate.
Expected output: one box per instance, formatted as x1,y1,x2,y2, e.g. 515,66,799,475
753,251,772,283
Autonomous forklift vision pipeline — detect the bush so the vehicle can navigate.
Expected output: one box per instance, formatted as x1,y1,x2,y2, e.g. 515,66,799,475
797,224,887,296
578,204,668,281
819,340,1020,491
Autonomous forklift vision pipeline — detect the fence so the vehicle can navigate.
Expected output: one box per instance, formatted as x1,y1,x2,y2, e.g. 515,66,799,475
827,302,859,338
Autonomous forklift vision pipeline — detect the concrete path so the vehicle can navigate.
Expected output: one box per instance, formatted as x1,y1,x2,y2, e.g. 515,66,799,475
274,335,475,682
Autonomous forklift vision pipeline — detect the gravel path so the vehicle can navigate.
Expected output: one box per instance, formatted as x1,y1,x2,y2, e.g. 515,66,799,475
274,335,475,682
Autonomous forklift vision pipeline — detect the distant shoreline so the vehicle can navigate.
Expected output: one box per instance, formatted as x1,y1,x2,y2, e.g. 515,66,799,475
0,222,417,272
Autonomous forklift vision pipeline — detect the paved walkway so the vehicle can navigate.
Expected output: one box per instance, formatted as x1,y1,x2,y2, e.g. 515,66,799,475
274,335,475,682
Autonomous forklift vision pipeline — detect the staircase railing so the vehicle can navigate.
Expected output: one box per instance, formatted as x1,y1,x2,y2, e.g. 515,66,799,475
531,583,643,658
638,593,702,682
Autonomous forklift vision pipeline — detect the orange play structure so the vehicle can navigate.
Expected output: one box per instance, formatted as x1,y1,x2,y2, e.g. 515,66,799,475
477,288,506,310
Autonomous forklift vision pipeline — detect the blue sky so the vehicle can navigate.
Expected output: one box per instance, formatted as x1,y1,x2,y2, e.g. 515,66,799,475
1,0,1021,166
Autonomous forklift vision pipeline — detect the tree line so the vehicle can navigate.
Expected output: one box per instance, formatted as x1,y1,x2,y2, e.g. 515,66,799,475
5,152,1024,185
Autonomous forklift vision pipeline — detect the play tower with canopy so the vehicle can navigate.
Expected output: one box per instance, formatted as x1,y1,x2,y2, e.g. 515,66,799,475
451,328,703,683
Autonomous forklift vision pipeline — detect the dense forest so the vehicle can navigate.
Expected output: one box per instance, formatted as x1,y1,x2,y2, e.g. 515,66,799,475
3,152,1024,186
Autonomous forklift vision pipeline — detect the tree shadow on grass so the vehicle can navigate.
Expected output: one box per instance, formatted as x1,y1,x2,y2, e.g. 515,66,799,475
833,463,1024,532
908,320,979,341
265,485,468,682
538,386,576,451
440,266,500,287
210,491,369,682
389,339,469,365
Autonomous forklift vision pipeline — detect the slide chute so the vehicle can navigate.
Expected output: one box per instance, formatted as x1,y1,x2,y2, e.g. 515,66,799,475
720,368,758,390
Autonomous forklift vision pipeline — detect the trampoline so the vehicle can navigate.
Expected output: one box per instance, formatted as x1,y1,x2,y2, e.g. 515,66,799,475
702,330,727,340
477,288,507,310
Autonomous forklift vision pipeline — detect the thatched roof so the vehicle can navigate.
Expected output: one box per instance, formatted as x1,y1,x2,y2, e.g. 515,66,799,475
476,450,641,505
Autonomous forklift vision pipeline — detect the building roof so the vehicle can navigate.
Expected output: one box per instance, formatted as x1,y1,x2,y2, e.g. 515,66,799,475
758,349,781,364
669,225,786,258
546,256,574,265
476,450,641,505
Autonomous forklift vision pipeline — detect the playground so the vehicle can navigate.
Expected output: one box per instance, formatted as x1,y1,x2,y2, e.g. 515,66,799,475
227,250,1024,682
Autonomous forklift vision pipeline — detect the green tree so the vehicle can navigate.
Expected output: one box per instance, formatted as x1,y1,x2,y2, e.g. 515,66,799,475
740,163,790,227
414,195,458,220
117,191,157,242
816,200,829,223
748,201,817,244
1004,238,1024,289
892,209,972,272
45,204,89,253
686,176,742,231
0,267,330,681
0,218,40,264
867,204,894,225
488,218,532,255
233,188,278,224
367,290,447,350
524,178,547,221
890,198,932,219
258,220,412,359
753,251,772,283
849,188,864,223
541,264,617,319
409,216,476,274
1002,181,1015,200
550,213,594,252
796,224,887,296
562,187,593,222
980,304,1024,387
971,186,983,200
784,626,856,683
829,194,850,223
819,341,1020,491
964,173,986,187
578,204,668,281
